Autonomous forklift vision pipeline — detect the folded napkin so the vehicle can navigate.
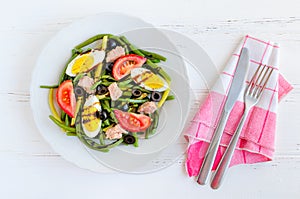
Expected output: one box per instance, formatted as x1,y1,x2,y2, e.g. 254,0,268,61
185,35,293,177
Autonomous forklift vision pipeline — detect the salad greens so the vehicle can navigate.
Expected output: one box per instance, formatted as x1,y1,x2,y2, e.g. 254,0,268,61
41,34,174,152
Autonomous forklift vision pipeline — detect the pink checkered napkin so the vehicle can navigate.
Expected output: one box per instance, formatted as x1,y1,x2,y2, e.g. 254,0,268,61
184,35,293,177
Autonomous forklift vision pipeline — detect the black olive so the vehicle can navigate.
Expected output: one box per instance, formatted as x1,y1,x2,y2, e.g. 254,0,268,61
74,86,84,97
107,39,118,50
121,103,129,111
105,62,114,73
96,85,108,95
95,110,101,119
151,91,162,102
132,89,142,97
99,110,108,120
123,134,136,144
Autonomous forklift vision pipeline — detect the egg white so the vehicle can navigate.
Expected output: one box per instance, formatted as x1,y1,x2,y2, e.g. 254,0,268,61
66,50,105,77
130,68,168,92
81,95,102,138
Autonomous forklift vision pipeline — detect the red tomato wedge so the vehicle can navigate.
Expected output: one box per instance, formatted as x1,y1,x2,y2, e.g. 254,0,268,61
112,54,146,80
56,80,76,118
114,110,151,132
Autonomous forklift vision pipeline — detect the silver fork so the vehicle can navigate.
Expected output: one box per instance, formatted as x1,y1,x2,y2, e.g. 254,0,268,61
210,64,274,189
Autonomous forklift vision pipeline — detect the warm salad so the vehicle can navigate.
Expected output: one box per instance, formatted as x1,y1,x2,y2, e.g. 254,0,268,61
41,34,174,152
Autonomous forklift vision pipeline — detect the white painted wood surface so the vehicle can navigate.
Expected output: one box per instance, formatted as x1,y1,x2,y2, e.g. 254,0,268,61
1,0,299,198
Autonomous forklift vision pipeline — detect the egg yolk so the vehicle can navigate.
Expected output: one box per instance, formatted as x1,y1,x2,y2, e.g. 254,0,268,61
142,73,164,89
82,106,100,132
71,54,94,75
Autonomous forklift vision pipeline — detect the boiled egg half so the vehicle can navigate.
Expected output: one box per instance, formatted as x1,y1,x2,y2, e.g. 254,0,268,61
66,50,105,77
130,68,168,92
81,95,102,138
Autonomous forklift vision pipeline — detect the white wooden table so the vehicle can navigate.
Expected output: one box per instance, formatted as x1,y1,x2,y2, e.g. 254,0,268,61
1,0,299,198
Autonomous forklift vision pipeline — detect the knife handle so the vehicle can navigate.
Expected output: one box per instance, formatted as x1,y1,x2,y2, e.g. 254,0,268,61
210,109,248,189
197,110,230,185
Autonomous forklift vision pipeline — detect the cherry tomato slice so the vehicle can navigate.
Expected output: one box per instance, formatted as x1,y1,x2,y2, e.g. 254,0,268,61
56,80,76,118
112,54,146,80
114,110,151,132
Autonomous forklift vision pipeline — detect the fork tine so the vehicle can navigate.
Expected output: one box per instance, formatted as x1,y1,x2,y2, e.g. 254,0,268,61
253,65,269,97
246,64,262,95
256,67,274,98
246,64,274,99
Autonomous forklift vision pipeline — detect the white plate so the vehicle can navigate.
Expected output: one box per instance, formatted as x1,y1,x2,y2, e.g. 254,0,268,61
30,13,217,173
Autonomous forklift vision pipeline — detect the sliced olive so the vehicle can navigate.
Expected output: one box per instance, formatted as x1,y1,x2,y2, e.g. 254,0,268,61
151,91,162,102
74,86,84,97
123,134,136,144
96,85,108,95
132,89,142,97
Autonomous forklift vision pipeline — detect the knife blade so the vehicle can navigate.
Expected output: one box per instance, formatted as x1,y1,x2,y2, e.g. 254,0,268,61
197,47,249,185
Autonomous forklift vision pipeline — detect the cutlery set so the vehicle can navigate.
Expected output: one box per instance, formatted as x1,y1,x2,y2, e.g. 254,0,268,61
196,48,274,189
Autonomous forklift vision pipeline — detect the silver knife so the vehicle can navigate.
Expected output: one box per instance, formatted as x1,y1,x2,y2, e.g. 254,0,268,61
197,47,249,185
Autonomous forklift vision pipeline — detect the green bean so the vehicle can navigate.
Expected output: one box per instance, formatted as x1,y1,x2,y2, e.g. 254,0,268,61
60,111,66,122
49,115,76,133
101,81,113,87
74,34,112,49
119,36,144,57
132,133,139,147
103,119,110,126
73,73,85,84
101,100,118,123
128,107,135,112
99,132,106,145
108,35,129,54
65,114,70,127
120,87,131,92
146,60,171,84
117,79,133,88
149,58,161,63
138,49,167,62
71,48,93,55
122,91,132,97
166,95,175,101
101,75,116,81
80,48,92,54
132,86,151,94
72,48,83,54
91,80,102,90
96,94,108,100
109,111,118,123
117,98,148,103
145,111,159,139
40,85,58,89
101,100,112,112
66,132,77,136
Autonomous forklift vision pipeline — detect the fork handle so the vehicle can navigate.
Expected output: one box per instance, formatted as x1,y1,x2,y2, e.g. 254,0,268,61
197,110,230,185
210,109,249,189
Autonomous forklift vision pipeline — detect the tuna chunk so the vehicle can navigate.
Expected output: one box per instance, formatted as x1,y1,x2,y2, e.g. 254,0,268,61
138,101,157,114
77,76,95,94
108,82,123,101
105,124,127,140
106,46,125,63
